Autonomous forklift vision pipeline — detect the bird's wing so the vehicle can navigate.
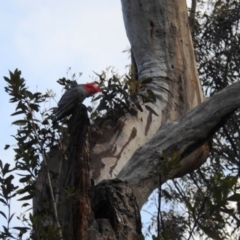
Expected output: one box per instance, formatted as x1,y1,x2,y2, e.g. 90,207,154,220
53,88,80,123
58,88,78,107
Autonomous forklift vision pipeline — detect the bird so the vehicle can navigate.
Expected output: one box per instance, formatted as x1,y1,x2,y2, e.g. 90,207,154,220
52,82,101,124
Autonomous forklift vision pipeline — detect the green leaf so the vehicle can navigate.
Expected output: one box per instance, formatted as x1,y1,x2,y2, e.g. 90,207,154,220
220,207,234,214
42,119,49,125
57,77,67,86
145,105,159,116
11,111,25,116
17,185,35,195
4,145,10,150
19,175,32,183
13,226,29,232
16,101,27,111
201,226,221,239
2,226,14,237
2,163,10,176
18,194,33,201
5,174,14,185
21,203,30,208
227,193,240,202
33,92,43,98
29,103,40,112
8,213,15,224
92,94,103,102
162,189,173,200
12,120,28,126
0,198,7,205
3,76,11,84
0,211,7,219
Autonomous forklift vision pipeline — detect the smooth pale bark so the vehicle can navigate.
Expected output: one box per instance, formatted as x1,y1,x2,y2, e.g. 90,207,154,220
118,81,240,208
90,0,205,193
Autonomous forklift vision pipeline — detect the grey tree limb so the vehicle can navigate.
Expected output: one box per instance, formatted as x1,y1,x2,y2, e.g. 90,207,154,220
118,81,240,208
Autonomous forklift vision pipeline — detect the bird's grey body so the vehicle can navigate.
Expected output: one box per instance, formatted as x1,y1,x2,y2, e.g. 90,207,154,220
52,83,100,124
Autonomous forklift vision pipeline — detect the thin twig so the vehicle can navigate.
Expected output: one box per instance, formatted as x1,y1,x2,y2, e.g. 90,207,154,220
187,195,207,240
180,174,212,240
157,173,164,238
55,138,65,205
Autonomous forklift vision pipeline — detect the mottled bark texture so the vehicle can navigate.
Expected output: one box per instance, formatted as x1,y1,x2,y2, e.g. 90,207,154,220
90,0,206,190
118,81,240,207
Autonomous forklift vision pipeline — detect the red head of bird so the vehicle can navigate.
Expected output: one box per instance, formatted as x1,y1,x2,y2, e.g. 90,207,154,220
83,83,101,94
52,82,101,124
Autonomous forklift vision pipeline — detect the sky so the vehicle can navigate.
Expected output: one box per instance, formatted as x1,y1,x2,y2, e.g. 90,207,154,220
0,0,131,236
0,0,129,159
0,0,192,238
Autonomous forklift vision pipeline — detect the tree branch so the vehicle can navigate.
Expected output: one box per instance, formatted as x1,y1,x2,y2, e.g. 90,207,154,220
118,81,240,208
90,0,205,184
189,0,197,36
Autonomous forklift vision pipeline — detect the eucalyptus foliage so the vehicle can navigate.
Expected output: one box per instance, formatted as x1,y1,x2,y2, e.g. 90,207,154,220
1,67,156,239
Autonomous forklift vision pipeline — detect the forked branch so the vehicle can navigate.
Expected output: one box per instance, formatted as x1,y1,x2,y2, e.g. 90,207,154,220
118,81,240,208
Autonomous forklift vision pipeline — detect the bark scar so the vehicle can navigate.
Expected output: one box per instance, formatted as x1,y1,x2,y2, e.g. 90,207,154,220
109,127,137,176
150,20,155,39
145,112,152,136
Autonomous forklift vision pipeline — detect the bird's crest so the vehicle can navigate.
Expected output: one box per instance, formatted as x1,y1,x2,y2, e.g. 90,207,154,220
84,82,101,94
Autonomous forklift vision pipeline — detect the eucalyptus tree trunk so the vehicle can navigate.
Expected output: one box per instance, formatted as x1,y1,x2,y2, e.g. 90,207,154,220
33,0,240,238
90,0,208,207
